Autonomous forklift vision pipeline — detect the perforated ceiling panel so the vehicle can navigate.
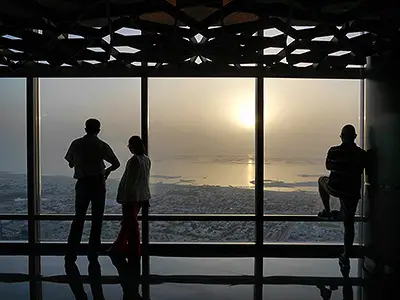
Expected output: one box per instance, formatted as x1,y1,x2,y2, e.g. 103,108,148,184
0,0,398,77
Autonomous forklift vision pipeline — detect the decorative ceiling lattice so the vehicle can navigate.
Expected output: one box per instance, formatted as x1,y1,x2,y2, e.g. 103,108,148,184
0,0,399,78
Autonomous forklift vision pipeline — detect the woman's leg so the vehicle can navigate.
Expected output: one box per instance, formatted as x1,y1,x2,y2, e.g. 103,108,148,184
109,203,137,297
111,203,132,254
127,202,141,258
127,202,142,296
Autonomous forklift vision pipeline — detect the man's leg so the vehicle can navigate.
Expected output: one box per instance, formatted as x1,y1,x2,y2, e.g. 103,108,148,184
88,177,106,261
340,198,359,260
318,176,331,212
66,180,90,262
338,197,359,273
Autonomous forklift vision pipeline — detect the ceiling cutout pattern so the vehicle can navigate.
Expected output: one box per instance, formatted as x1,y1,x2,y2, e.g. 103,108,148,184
0,0,398,77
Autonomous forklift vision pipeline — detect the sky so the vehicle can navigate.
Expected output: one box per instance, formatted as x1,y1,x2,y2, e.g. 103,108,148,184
0,77,360,176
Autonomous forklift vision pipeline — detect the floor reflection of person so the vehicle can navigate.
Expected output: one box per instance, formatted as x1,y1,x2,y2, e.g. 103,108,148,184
317,124,367,269
108,135,151,300
316,267,354,300
65,260,105,300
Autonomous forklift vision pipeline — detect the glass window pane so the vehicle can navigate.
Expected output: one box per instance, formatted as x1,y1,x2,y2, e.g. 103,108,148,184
151,257,254,275
40,220,125,242
40,78,140,220
150,221,254,242
151,284,253,300
0,79,27,214
264,79,360,216
41,256,119,300
263,222,363,243
0,256,28,299
263,258,359,277
149,78,255,216
263,285,356,300
0,220,28,241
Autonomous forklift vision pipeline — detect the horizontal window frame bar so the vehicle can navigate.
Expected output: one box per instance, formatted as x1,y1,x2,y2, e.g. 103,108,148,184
0,273,365,287
0,67,364,79
0,214,364,222
0,242,365,258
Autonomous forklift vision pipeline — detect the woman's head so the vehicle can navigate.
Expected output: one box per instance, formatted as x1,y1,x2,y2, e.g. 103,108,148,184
128,135,146,155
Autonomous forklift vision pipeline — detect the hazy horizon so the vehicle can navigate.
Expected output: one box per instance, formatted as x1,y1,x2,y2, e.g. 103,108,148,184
0,77,360,178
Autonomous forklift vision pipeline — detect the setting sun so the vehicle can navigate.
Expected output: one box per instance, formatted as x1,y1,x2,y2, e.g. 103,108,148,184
235,98,271,128
238,104,255,127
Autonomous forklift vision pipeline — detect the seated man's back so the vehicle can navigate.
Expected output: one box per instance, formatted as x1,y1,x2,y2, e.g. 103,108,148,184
326,138,366,199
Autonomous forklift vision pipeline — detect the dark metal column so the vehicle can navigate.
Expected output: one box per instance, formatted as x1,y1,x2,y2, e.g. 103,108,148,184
27,77,42,300
254,77,264,300
358,77,366,300
141,75,150,300
253,29,264,300
364,56,400,279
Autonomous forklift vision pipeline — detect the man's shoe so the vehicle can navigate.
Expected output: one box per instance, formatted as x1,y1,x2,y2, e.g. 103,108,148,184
88,255,99,263
330,210,341,220
64,253,77,263
317,209,333,220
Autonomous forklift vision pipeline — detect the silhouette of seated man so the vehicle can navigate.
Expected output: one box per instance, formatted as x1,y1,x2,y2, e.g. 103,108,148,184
317,124,367,269
64,118,120,263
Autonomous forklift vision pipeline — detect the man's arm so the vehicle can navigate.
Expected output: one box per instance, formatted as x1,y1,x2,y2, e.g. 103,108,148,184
64,141,75,168
103,144,120,179
325,149,334,171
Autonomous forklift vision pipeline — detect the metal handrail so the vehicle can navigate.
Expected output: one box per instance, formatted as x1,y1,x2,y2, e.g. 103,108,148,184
0,242,365,258
0,213,365,222
0,273,365,286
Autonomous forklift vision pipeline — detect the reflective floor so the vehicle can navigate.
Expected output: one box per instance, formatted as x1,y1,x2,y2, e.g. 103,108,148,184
0,256,395,299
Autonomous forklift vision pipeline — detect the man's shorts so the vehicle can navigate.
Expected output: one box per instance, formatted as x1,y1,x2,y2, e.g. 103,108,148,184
318,176,359,222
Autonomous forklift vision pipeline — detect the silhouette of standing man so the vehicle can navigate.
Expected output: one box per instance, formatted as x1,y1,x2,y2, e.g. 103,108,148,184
65,119,120,263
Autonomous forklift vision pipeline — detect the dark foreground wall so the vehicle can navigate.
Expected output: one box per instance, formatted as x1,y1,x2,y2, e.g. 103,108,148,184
364,56,400,274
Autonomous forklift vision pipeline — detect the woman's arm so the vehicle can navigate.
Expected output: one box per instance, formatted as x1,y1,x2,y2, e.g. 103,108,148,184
123,156,140,198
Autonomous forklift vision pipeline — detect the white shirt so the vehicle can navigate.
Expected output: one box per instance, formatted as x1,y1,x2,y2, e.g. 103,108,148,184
116,154,151,204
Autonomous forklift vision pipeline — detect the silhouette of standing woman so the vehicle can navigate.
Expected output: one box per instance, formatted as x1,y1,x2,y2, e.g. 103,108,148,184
109,135,151,300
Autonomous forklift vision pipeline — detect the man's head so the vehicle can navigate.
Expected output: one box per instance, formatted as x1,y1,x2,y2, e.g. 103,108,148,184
85,118,101,135
340,124,357,144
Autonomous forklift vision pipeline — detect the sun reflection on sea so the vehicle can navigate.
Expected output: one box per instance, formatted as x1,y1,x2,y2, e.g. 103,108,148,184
247,155,254,187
